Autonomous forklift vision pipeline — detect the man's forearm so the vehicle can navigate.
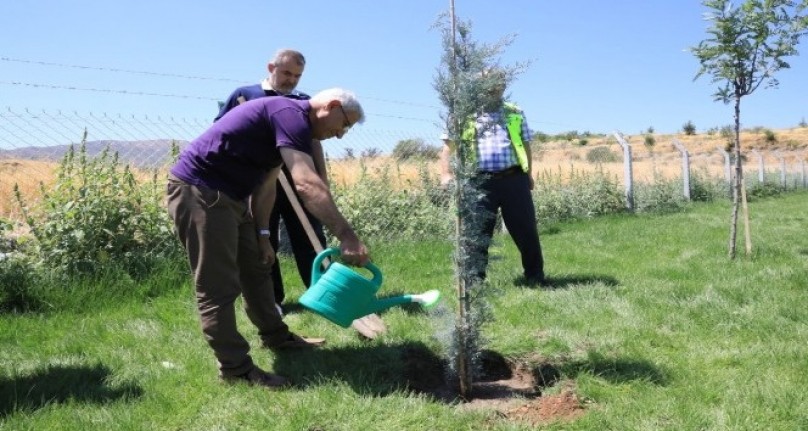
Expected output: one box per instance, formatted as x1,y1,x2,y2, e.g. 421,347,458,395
296,180,355,241
281,148,356,242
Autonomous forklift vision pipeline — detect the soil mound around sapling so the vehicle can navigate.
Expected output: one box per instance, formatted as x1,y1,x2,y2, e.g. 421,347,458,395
401,347,587,424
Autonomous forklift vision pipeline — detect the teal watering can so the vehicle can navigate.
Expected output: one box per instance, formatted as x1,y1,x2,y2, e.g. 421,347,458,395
298,247,441,328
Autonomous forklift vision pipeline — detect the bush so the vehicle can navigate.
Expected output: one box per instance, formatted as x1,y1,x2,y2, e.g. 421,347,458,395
763,129,777,144
332,162,452,242
634,177,688,214
15,135,180,278
534,168,625,223
746,181,783,200
690,172,729,202
0,256,46,312
586,147,620,163
392,139,440,161
531,131,550,144
682,121,696,135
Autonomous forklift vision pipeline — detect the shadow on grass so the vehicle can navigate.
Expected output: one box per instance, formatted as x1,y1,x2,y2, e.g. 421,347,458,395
514,274,620,290
0,363,143,418
559,353,669,385
273,340,444,396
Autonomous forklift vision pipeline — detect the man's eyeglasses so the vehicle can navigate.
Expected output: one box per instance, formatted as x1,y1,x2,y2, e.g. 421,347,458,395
338,104,353,134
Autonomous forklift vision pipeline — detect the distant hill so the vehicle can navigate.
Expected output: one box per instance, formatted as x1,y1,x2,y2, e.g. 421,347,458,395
0,139,188,168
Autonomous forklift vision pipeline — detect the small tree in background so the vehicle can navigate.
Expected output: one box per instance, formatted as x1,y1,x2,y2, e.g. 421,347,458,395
690,0,808,259
392,138,440,161
433,10,527,399
683,120,697,135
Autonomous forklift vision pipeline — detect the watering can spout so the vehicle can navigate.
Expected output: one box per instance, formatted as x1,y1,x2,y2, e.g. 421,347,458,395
369,295,414,314
368,290,442,315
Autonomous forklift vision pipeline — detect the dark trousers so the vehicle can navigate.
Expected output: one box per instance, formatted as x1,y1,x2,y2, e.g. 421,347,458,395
268,172,326,304
470,170,544,281
166,177,291,377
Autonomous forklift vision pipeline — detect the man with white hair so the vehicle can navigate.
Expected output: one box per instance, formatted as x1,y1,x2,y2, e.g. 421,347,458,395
167,88,368,389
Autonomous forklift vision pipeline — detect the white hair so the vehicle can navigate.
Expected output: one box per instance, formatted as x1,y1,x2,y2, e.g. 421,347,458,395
311,88,366,125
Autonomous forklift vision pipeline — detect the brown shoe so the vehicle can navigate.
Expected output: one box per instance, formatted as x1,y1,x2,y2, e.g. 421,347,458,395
266,333,326,351
221,366,289,389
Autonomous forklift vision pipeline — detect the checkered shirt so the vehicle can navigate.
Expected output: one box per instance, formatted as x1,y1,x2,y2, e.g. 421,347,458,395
474,108,532,173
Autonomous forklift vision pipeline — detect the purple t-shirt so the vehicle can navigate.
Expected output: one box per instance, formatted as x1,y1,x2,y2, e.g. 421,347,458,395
171,97,313,200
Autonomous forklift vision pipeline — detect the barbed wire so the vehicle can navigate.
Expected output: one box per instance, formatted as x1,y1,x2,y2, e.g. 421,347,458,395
1,56,246,83
0,80,221,101
0,80,439,124
2,57,595,126
1,56,442,109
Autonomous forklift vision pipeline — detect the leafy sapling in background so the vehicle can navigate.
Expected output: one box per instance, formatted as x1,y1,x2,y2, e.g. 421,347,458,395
690,0,808,259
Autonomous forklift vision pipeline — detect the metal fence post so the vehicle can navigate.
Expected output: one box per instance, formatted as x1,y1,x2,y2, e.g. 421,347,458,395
752,149,765,184
718,146,731,198
672,139,690,200
775,151,786,189
613,131,634,212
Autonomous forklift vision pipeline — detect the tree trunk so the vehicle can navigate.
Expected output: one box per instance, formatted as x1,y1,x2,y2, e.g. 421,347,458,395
729,97,741,259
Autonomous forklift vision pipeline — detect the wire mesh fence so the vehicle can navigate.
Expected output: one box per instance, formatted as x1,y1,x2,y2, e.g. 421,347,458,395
1,107,806,246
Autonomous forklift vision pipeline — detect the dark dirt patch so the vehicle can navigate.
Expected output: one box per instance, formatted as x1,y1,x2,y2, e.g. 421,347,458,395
402,347,587,425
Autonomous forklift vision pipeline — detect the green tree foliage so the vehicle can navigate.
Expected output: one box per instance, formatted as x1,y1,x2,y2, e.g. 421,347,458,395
690,0,808,259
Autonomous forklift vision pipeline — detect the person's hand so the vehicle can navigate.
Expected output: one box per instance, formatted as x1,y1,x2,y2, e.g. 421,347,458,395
339,236,369,267
257,236,276,266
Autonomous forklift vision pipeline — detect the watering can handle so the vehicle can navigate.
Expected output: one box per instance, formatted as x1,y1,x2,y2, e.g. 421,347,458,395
310,247,383,287
311,247,340,286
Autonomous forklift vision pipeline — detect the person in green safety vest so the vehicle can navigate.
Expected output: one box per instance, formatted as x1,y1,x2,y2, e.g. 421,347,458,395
439,67,546,286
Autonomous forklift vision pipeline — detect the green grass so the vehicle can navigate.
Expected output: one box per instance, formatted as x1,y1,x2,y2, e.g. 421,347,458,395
2,192,807,430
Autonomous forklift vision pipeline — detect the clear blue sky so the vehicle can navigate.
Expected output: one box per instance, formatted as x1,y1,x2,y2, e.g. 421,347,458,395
2,0,807,140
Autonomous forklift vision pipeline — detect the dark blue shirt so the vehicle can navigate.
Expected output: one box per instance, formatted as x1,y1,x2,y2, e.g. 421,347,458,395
215,83,310,121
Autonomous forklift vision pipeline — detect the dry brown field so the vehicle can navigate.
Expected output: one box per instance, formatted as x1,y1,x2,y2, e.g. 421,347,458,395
0,159,58,221
3,127,807,222
329,126,808,187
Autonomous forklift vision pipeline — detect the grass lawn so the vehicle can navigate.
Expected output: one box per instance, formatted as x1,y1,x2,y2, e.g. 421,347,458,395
1,192,807,430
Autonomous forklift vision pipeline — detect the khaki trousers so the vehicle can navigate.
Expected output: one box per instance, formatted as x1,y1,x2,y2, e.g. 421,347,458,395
166,177,290,376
